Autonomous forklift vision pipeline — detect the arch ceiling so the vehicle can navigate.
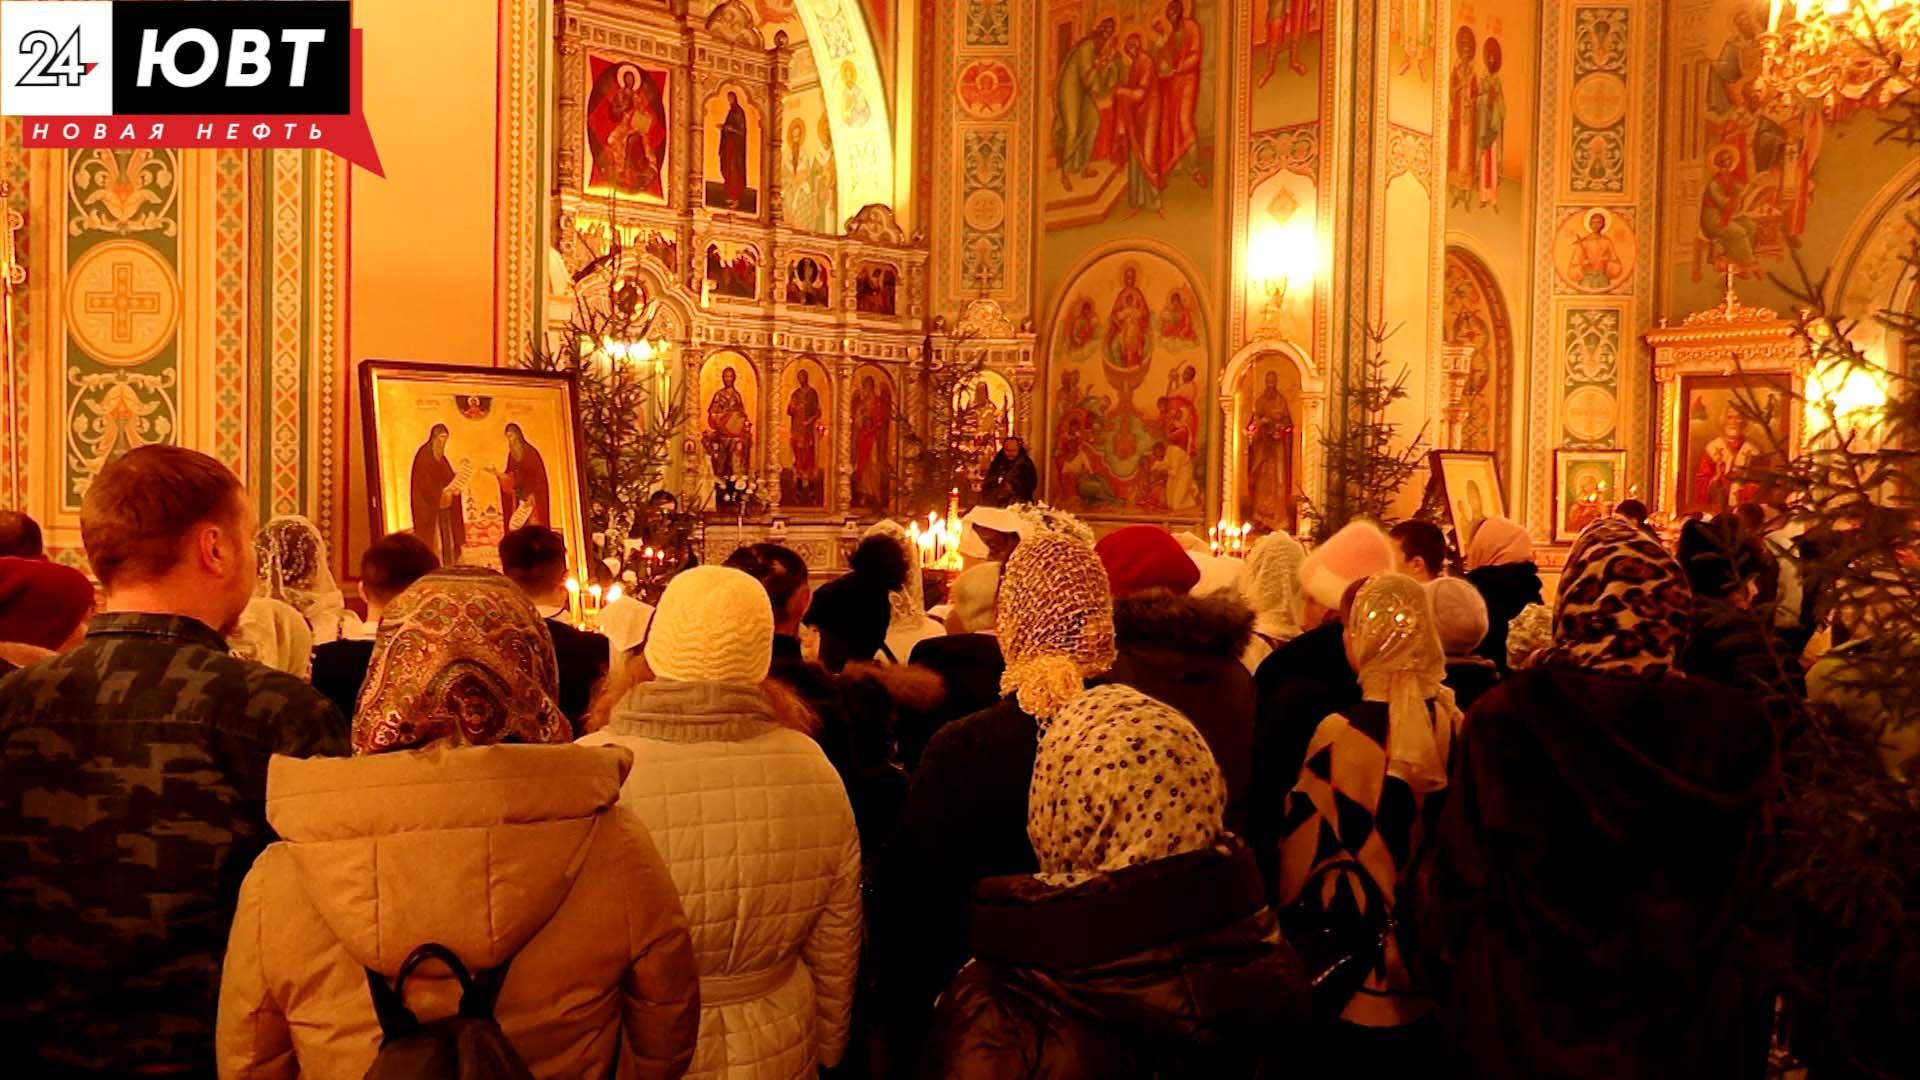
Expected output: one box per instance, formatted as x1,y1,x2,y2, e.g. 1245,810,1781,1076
786,0,894,221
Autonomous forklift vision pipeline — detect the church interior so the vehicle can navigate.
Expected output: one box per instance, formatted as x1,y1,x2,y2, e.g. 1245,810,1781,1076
3,0,1917,590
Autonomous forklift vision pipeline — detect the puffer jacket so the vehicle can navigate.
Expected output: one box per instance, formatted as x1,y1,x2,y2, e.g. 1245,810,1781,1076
582,680,863,1080
215,743,700,1080
1108,590,1257,830
925,838,1308,1079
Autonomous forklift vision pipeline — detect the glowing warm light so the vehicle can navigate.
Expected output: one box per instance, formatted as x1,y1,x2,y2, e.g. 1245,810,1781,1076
1759,0,1918,117
1805,359,1889,435
606,584,624,604
1246,217,1319,330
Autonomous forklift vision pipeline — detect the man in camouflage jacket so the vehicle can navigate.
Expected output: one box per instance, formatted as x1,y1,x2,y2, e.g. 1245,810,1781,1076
0,447,346,1076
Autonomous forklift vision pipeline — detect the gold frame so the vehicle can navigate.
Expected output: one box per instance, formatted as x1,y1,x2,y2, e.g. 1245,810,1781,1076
1644,290,1809,521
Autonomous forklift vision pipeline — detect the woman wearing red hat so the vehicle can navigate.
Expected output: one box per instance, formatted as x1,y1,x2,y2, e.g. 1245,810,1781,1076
0,557,95,675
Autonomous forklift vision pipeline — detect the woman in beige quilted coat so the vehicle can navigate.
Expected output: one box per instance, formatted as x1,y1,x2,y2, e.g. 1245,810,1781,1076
216,566,701,1080
583,565,863,1080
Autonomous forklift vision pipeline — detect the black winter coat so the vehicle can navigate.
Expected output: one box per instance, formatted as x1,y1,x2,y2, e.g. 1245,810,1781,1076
980,450,1038,507
1442,656,1502,713
924,839,1308,1080
1465,561,1544,672
1401,665,1780,1080
1247,621,1359,898
876,693,1046,1072
1107,591,1256,831
902,633,1006,770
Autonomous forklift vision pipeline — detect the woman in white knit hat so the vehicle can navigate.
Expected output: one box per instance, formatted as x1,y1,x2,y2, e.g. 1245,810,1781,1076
582,565,862,1080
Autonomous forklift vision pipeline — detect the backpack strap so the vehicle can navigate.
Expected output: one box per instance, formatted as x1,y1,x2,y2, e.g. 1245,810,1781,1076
364,942,515,1038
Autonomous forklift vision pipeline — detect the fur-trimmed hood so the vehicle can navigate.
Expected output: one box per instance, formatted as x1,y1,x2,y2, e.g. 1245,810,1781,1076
844,658,949,712
1112,590,1256,660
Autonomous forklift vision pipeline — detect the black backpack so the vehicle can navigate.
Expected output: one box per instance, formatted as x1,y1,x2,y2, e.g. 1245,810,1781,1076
362,943,536,1080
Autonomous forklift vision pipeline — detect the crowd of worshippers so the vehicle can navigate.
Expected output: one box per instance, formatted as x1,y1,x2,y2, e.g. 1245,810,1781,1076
0,442,1867,1079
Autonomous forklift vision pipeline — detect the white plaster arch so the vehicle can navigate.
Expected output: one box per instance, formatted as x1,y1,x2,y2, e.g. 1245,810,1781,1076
1220,338,1326,533
789,0,894,226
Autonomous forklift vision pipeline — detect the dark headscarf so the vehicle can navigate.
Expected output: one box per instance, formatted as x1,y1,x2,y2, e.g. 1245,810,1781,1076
1545,517,1694,678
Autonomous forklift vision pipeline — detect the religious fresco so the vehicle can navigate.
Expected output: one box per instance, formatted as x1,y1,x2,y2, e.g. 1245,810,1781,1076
699,351,759,482
1234,354,1301,534
584,57,671,203
849,362,895,513
1565,7,1632,198
786,255,831,306
778,93,839,233
777,356,832,508
1555,207,1637,293
953,370,1015,440
1388,0,1437,131
784,0,894,214
703,87,763,214
1041,0,1214,231
854,261,898,315
1251,0,1322,126
1677,372,1793,517
1445,0,1533,216
362,364,586,576
704,242,761,301
1442,248,1513,483
1046,249,1208,520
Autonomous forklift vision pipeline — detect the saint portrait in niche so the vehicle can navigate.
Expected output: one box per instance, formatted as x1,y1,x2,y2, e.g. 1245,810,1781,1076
705,90,759,213
850,371,893,511
1245,370,1296,531
585,59,669,201
855,263,897,315
783,367,825,507
705,366,753,478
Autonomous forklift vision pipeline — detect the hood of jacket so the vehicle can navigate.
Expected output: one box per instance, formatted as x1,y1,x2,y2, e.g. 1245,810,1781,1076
1494,666,1779,839
265,742,633,976
1113,590,1255,661
967,838,1305,1042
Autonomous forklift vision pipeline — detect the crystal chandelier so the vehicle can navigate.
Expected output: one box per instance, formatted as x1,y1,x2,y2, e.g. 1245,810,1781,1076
1756,1,1920,118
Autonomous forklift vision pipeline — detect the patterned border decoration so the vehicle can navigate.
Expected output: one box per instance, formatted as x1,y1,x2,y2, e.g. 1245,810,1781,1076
934,0,1031,316
268,150,303,516
2,118,28,508
212,150,246,479
313,150,341,549
496,0,544,368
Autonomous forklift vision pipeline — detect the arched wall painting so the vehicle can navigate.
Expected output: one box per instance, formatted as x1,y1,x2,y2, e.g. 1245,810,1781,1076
778,356,832,509
1443,248,1514,486
1235,354,1302,533
1047,249,1208,519
849,362,895,514
703,86,763,214
699,350,759,483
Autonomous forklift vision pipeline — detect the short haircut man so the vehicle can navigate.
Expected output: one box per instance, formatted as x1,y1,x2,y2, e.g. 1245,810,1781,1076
360,532,440,607
499,523,569,596
310,533,439,719
0,510,43,559
498,524,607,733
1389,519,1450,582
0,445,345,1075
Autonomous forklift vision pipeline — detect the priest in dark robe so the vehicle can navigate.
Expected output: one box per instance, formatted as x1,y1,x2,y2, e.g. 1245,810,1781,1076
408,423,464,562
496,423,551,529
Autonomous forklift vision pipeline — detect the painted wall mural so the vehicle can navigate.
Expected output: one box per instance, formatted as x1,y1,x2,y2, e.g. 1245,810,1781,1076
786,0,894,214
1442,247,1513,482
1445,1,1533,216
779,85,839,233
1047,248,1207,519
1042,0,1214,231
703,87,763,214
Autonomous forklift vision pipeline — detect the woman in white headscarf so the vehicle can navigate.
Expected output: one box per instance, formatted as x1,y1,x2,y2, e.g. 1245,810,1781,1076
862,519,944,663
1238,530,1306,674
1276,571,1463,1068
228,594,315,678
255,514,348,643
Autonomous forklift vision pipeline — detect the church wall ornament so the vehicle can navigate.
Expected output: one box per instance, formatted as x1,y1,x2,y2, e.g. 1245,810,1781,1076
931,0,1032,315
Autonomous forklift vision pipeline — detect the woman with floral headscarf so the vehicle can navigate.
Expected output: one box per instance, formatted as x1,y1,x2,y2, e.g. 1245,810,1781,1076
217,567,700,1080
1402,517,1780,1080
876,531,1118,1072
1277,571,1464,1069
925,685,1308,1078
253,514,347,643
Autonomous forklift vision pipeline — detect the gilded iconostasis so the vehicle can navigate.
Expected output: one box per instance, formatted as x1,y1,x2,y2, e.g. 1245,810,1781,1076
2,0,1916,577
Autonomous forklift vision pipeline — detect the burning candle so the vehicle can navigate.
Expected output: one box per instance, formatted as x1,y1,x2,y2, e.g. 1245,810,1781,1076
564,576,582,626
